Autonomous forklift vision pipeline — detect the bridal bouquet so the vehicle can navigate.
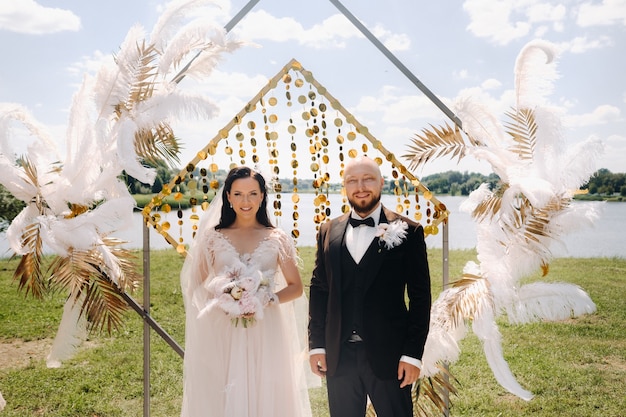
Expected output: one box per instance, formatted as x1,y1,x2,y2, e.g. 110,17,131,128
204,265,275,327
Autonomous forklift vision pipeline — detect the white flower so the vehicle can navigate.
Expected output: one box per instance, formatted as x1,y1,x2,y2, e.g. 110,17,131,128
376,220,409,250
229,285,243,300
203,267,275,327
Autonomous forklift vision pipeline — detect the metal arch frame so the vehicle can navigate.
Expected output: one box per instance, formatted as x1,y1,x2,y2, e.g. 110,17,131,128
139,0,456,415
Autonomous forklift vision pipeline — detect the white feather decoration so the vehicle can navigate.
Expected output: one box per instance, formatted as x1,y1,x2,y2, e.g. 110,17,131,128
132,92,220,128
560,136,605,189
46,298,88,368
5,205,41,255
0,0,241,367
422,291,471,376
114,118,157,184
149,0,219,48
472,309,534,401
419,39,600,401
184,40,245,80
454,98,507,148
157,19,225,74
514,40,559,108
508,282,597,324
0,105,56,202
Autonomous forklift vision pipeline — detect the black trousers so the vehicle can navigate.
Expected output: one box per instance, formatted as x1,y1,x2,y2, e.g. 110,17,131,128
326,342,413,417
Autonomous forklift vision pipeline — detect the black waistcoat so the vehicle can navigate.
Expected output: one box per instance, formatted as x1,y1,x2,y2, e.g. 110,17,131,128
340,243,366,342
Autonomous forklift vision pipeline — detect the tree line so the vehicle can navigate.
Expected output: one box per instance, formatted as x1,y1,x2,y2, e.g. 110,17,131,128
1,167,624,232
582,168,626,196
417,169,626,200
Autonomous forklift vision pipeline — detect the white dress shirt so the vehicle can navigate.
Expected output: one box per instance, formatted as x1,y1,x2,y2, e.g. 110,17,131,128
346,204,382,263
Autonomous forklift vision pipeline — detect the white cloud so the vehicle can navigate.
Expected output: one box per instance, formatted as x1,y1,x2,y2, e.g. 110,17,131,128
184,69,268,98
463,0,532,45
301,14,362,49
234,10,356,49
463,1,571,45
527,3,566,25
453,69,471,81
577,0,626,27
67,50,112,77
563,104,622,127
481,78,502,90
0,0,80,34
233,10,410,51
599,133,626,171
371,24,411,51
382,94,445,124
534,25,550,37
558,35,613,53
353,86,447,125
606,133,626,146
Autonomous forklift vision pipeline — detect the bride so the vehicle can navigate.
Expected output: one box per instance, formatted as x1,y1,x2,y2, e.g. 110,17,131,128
180,166,314,417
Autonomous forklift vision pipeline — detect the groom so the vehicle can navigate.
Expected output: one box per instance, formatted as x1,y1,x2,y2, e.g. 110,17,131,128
308,156,431,417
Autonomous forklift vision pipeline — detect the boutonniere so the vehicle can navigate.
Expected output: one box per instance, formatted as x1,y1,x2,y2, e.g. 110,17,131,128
375,220,409,250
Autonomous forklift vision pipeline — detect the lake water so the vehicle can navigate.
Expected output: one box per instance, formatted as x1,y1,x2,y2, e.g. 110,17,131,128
1,195,624,259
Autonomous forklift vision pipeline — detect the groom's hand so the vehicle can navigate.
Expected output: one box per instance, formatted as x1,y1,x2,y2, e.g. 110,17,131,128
398,362,420,388
309,353,327,377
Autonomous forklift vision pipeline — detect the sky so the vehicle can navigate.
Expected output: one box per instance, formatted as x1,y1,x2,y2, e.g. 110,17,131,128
1,0,625,180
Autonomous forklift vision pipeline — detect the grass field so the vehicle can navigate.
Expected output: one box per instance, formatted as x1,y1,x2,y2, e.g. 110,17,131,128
1,248,625,416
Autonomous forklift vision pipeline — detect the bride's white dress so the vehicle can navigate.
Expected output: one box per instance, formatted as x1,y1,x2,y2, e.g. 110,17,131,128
181,227,312,417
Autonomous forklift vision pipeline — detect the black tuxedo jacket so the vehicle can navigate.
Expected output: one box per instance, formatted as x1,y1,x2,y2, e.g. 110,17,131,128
308,206,431,379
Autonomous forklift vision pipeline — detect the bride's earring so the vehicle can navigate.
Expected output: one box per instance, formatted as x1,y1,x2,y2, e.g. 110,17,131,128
229,203,233,209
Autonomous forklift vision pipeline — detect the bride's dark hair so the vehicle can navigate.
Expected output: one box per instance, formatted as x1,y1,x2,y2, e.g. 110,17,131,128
216,166,274,229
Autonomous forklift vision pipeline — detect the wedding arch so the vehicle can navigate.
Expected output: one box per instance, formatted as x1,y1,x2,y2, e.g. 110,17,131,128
137,1,458,416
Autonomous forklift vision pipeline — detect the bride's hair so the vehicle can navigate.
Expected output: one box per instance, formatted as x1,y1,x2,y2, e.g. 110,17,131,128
216,166,274,229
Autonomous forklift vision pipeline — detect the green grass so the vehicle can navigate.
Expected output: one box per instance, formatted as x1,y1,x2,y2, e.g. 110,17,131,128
1,249,625,416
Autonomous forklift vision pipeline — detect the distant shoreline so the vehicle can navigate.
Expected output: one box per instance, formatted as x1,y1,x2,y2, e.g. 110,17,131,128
133,192,624,211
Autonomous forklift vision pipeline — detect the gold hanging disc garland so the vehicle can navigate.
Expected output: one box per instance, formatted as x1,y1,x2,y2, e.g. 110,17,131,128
142,59,449,255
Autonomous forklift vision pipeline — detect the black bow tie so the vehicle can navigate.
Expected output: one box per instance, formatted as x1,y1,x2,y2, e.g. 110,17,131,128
349,217,375,228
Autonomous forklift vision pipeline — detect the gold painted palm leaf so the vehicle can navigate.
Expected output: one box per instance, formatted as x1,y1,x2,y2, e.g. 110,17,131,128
444,274,492,328
470,183,509,223
12,158,47,298
114,40,159,113
491,194,570,271
47,238,142,333
413,364,459,417
404,123,473,171
112,41,182,168
505,107,537,161
364,364,459,417
13,223,46,299
80,272,131,333
135,122,180,167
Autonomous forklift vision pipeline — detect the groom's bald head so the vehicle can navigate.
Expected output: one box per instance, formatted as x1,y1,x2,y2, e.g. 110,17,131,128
343,156,384,217
343,156,382,180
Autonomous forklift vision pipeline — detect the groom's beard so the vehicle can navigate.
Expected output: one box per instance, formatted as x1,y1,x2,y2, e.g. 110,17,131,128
348,191,381,216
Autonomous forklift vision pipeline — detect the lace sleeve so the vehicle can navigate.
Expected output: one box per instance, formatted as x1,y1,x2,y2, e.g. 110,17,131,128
181,228,224,310
274,228,299,267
